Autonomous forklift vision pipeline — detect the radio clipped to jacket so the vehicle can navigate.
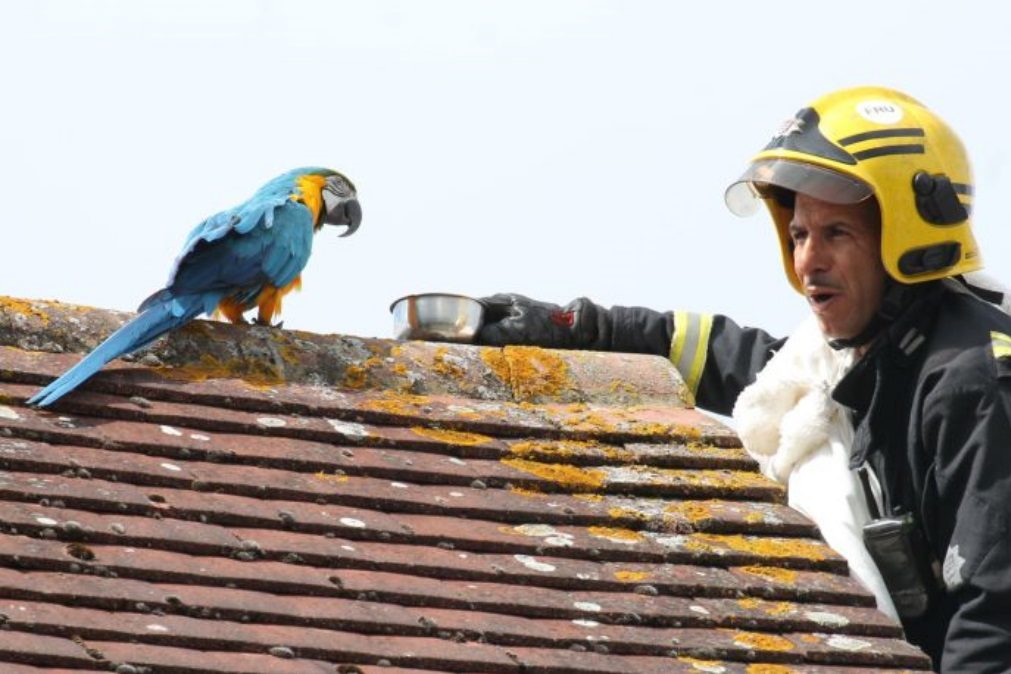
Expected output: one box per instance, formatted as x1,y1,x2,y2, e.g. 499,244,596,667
862,512,940,619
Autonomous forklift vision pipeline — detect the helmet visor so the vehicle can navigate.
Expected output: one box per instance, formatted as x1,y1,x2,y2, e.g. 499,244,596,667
725,158,873,217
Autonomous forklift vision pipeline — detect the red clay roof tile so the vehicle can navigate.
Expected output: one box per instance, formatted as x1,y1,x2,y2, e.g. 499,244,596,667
0,297,930,672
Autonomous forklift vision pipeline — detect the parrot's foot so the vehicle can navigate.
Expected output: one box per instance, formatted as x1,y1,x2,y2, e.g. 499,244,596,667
253,317,284,329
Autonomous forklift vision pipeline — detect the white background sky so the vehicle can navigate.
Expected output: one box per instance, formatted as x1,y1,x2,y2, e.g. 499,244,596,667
2,1,1009,343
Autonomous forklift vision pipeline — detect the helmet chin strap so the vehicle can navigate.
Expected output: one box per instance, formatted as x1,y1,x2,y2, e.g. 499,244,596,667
826,280,914,351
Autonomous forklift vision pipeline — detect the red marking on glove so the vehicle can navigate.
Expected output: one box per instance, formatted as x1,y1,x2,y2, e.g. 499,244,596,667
551,311,575,328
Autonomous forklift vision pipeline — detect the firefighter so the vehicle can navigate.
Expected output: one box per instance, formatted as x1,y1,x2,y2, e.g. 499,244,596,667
477,86,1011,671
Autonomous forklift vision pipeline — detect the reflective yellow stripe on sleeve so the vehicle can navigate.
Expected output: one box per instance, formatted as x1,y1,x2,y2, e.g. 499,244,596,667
670,311,714,403
991,331,1011,360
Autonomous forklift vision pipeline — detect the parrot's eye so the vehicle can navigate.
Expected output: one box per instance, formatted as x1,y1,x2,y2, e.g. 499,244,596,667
325,173,355,198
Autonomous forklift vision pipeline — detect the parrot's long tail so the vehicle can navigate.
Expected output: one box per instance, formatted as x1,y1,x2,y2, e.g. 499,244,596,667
27,295,208,408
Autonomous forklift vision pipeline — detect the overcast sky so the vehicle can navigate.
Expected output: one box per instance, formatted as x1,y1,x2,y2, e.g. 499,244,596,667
3,1,1009,343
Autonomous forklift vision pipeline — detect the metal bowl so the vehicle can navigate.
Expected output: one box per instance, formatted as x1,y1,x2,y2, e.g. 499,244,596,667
390,293,485,342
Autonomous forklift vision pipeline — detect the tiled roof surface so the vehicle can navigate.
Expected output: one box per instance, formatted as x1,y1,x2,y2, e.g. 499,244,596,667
0,297,929,673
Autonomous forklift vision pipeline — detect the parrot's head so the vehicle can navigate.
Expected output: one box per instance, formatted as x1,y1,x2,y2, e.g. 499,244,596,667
303,168,362,237
319,170,362,237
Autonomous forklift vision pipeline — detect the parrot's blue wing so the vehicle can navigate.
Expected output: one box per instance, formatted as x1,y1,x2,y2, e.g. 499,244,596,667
260,202,315,285
173,168,315,256
164,193,291,289
140,194,313,313
143,199,314,310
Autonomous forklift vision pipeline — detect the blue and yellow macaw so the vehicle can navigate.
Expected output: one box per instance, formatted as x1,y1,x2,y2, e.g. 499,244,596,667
28,167,361,408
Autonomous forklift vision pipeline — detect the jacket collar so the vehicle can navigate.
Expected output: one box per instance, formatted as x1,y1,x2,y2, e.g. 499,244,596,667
832,281,945,467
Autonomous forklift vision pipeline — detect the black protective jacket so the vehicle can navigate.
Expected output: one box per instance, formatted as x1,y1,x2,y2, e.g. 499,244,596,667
677,281,1011,672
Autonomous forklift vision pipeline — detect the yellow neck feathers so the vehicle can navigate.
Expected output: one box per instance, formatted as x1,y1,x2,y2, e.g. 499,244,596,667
293,174,328,228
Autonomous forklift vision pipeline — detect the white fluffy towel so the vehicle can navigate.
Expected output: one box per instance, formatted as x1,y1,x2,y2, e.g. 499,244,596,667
732,317,899,620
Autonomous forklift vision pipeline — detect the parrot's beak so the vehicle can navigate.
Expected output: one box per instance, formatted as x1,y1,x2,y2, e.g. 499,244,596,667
322,193,362,237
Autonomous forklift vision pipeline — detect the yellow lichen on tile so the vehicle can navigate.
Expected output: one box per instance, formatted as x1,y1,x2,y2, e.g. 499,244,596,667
361,391,431,416
670,423,703,440
746,665,799,674
737,565,800,585
688,534,827,561
504,345,569,399
155,353,284,388
432,346,466,378
508,439,598,459
590,525,642,545
599,444,635,462
410,426,492,446
343,355,384,389
559,410,620,434
737,597,793,616
731,631,795,652
266,331,306,369
481,347,511,385
343,364,366,388
508,486,548,498
501,457,606,491
633,422,681,437
613,570,651,582
608,380,637,395
681,658,726,672
314,471,349,484
765,601,794,616
481,346,570,400
509,440,571,458
666,500,715,523
607,505,652,522
683,441,720,453
0,297,50,325
587,526,644,543
551,407,706,439
276,345,304,369
638,467,772,491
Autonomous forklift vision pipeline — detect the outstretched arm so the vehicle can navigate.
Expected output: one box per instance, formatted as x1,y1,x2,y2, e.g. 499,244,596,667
476,294,783,414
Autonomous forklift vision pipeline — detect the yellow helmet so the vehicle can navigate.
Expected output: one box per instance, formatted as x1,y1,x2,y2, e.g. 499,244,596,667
725,86,980,291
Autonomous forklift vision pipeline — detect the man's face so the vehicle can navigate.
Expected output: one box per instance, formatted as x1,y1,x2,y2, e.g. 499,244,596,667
790,193,888,340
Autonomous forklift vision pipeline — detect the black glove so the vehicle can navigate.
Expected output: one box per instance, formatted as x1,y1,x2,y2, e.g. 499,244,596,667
476,293,674,356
